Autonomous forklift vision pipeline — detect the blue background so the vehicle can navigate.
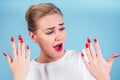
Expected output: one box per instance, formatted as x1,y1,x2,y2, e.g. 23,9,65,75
0,0,120,80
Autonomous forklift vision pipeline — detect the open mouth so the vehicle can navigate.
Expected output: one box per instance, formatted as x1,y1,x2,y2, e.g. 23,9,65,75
53,43,63,52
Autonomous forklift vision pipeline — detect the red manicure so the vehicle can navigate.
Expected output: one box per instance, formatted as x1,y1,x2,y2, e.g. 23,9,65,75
18,35,22,40
3,52,7,57
11,37,14,42
87,38,91,43
81,52,84,57
27,45,29,49
18,35,23,43
86,43,89,48
94,38,97,42
21,40,23,43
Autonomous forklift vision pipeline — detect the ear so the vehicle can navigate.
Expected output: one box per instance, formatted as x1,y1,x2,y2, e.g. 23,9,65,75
29,31,37,42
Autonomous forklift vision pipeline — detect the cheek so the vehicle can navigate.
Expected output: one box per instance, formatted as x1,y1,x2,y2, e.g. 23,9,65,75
38,38,53,50
39,35,55,45
63,31,66,41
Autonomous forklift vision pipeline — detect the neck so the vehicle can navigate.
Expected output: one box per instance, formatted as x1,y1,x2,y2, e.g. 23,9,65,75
36,50,66,63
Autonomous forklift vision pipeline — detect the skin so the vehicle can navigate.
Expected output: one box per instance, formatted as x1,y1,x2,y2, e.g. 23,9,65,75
29,14,66,63
82,39,119,80
4,13,119,80
5,37,30,80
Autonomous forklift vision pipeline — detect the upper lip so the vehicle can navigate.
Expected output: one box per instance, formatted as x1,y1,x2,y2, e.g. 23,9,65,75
53,43,63,47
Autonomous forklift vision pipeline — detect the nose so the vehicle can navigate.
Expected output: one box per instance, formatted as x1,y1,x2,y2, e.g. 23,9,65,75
55,32,63,41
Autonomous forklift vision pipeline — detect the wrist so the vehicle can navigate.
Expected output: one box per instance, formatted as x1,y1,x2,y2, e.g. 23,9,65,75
97,75,110,80
13,74,26,80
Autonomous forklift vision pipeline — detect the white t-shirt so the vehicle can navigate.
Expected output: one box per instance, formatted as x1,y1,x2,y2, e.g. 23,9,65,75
26,49,96,80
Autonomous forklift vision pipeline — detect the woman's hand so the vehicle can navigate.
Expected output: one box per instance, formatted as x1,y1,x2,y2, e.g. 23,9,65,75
3,35,31,80
81,38,119,80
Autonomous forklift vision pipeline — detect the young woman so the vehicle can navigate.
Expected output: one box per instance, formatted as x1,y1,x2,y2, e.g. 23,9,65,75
3,3,119,80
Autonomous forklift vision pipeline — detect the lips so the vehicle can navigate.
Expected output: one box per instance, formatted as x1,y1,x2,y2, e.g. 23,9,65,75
53,43,63,52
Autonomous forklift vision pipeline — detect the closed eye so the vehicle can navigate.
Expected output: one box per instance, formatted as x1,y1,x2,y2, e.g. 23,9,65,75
46,30,54,35
59,27,65,31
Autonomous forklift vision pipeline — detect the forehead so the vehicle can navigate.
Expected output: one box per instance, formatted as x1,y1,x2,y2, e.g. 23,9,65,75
36,14,63,30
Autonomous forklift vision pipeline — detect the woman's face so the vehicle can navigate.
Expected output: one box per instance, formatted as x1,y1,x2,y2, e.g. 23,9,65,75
34,13,66,60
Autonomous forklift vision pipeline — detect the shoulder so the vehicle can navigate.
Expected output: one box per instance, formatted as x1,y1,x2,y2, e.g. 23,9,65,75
26,60,41,80
64,49,83,62
27,60,38,73
65,49,85,58
65,50,80,56
65,49,88,65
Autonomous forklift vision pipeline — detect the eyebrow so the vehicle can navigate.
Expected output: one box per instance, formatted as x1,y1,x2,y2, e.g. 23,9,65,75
45,23,64,30
59,23,64,26
45,27,55,30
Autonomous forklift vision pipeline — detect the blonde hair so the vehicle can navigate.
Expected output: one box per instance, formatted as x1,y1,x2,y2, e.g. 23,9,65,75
25,3,63,32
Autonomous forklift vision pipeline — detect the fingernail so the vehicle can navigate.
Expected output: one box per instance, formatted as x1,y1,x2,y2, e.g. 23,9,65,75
27,45,29,50
81,52,84,57
21,38,23,43
2,52,7,57
18,35,22,40
21,40,23,43
87,38,91,43
86,43,89,48
94,38,97,42
11,37,14,42
19,35,21,38
18,35,23,43
114,54,120,58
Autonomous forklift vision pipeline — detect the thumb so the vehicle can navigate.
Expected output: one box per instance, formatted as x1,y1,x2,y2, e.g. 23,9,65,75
107,54,120,63
3,52,13,66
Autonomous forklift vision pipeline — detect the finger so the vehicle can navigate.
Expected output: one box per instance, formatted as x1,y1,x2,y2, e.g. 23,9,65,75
89,42,96,59
87,38,96,59
18,35,22,56
26,45,31,61
94,38,103,58
85,43,92,62
11,37,17,58
107,54,120,63
81,52,90,70
3,52,13,66
21,38,26,58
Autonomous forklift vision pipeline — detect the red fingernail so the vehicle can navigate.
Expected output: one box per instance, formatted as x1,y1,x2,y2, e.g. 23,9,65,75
11,37,14,42
18,35,22,40
2,52,7,57
86,43,89,48
81,52,84,57
27,45,29,49
21,38,23,43
21,40,23,43
87,38,91,43
94,38,97,42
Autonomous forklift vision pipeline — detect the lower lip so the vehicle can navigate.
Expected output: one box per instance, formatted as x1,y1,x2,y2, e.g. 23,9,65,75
54,46,63,52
